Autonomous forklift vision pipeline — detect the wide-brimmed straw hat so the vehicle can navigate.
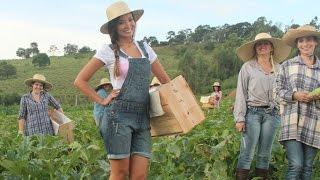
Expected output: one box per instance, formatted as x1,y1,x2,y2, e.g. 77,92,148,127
236,33,291,62
212,82,220,87
100,1,144,34
282,24,320,47
150,77,161,87
24,74,53,90
95,78,111,90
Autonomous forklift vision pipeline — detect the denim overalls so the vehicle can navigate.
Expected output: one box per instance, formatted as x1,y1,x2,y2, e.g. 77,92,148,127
99,41,151,159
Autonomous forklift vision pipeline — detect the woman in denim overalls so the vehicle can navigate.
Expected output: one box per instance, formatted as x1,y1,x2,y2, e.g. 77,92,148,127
74,1,170,179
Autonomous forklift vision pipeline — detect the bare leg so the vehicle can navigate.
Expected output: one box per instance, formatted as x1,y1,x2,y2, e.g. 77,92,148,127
109,158,130,180
129,155,149,180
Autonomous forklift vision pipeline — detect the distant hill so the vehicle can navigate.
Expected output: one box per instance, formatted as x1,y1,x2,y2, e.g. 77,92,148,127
0,46,181,97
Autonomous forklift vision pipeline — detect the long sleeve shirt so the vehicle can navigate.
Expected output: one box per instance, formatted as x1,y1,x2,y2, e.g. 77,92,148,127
18,91,61,136
233,60,278,122
275,56,320,149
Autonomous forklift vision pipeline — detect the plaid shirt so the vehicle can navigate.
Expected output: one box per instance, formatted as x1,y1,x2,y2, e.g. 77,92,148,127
275,55,320,149
18,92,61,136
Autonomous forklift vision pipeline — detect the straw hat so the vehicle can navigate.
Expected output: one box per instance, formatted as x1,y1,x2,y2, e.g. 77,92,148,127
150,77,161,87
236,33,291,62
282,25,320,47
212,82,220,87
24,74,53,90
100,1,144,34
95,78,111,90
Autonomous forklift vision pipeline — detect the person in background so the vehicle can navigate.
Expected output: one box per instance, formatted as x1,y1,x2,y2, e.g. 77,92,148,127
209,82,222,108
18,74,63,136
275,24,320,180
74,1,170,179
234,33,291,179
93,78,112,126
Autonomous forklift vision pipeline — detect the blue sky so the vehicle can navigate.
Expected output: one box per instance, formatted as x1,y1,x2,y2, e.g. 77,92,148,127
0,0,319,59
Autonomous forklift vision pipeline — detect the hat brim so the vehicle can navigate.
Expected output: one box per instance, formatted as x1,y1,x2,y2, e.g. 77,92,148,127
282,30,320,47
236,37,291,62
100,9,144,34
25,79,53,90
95,82,112,90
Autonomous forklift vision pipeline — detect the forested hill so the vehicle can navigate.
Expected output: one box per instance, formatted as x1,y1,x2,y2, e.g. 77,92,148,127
0,16,319,103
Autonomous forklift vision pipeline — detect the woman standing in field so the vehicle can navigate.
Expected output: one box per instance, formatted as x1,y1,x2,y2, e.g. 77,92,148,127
275,25,320,180
18,74,63,136
234,33,291,179
210,82,222,108
74,1,170,179
93,78,112,126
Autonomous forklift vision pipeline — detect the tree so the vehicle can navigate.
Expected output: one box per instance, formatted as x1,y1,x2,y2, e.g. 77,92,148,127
64,44,78,55
78,46,92,53
48,45,59,56
144,36,159,46
166,31,176,44
24,48,32,58
310,16,320,30
32,53,50,67
30,42,39,56
16,48,26,58
0,62,16,79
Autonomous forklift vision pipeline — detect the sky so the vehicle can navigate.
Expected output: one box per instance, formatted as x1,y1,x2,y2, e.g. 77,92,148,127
0,0,319,60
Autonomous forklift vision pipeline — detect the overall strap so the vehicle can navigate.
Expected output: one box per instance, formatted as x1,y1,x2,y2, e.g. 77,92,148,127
137,41,149,59
108,44,128,58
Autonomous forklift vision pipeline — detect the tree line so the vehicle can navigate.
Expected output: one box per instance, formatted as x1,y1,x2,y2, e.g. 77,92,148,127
151,16,320,94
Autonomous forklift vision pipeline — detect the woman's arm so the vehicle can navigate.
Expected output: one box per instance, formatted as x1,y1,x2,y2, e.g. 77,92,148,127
18,119,25,134
74,58,116,105
233,65,249,123
18,96,27,134
151,60,170,84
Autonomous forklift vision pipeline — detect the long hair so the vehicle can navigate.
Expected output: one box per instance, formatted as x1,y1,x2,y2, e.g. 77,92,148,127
107,13,136,78
107,17,121,77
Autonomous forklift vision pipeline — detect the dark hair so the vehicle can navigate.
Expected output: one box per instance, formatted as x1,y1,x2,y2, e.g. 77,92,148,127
107,13,136,77
213,86,221,92
108,17,121,77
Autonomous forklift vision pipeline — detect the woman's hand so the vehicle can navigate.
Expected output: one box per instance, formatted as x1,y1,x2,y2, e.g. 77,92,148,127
293,91,313,102
235,122,245,132
100,90,120,106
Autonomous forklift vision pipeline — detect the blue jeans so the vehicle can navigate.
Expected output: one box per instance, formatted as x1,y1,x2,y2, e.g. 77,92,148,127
237,106,280,170
284,140,318,180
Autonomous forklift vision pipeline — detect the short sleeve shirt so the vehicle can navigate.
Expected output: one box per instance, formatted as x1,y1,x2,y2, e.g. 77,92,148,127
94,41,157,89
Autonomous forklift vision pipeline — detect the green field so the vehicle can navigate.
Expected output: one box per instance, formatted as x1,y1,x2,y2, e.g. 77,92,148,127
1,99,319,179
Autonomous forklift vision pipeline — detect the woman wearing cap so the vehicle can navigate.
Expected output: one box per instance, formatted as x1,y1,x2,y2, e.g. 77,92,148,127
74,1,170,179
93,78,112,126
234,33,291,179
18,74,63,136
210,82,222,108
275,25,320,179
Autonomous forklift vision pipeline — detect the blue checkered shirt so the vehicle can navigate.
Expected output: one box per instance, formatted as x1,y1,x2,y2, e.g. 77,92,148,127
18,92,61,136
275,55,320,149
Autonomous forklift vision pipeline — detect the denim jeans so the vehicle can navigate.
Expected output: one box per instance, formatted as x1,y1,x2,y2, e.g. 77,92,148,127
237,106,280,170
284,140,318,180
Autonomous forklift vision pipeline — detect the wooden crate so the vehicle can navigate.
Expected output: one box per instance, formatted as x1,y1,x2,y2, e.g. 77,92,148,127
150,75,205,137
50,110,75,143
